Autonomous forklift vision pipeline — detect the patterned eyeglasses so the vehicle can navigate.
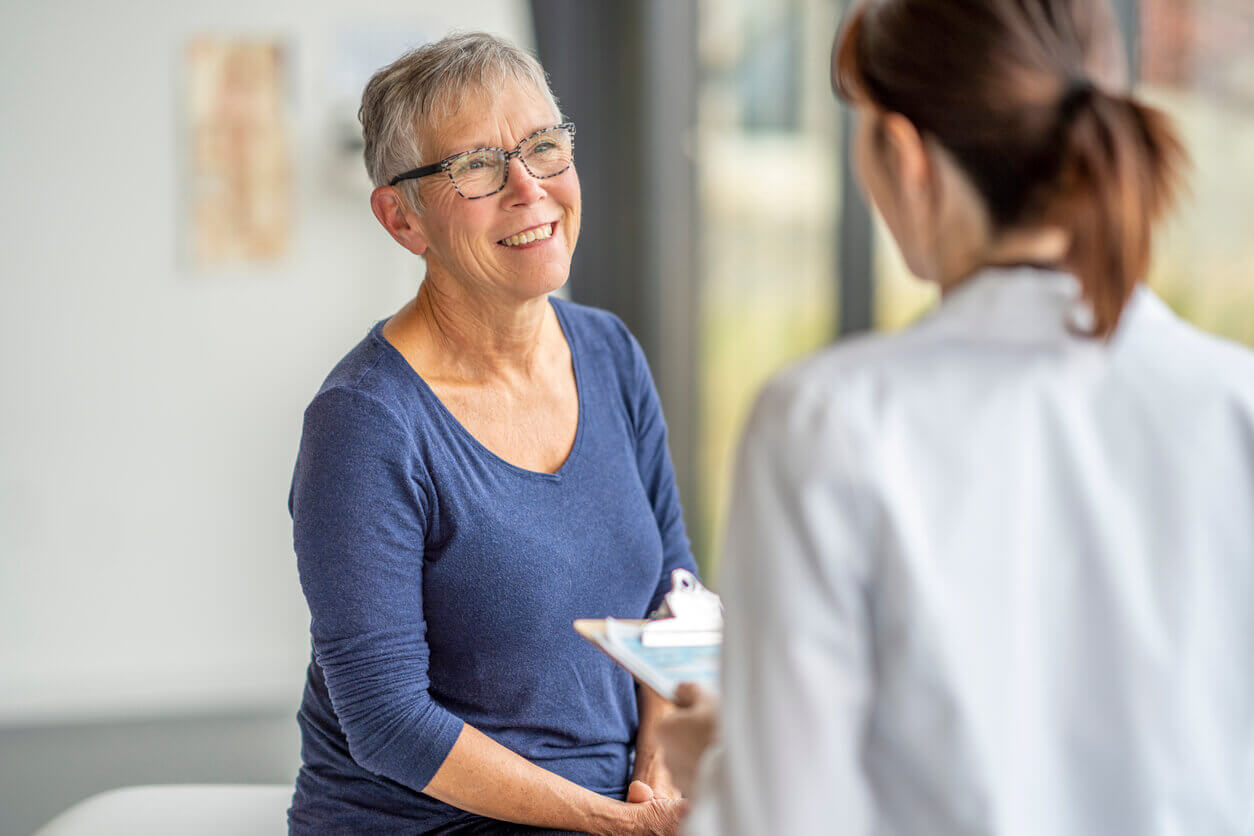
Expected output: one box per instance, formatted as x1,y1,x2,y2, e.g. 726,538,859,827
389,122,576,199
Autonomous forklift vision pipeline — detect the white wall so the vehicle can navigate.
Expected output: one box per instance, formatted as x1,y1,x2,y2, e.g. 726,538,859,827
0,0,532,724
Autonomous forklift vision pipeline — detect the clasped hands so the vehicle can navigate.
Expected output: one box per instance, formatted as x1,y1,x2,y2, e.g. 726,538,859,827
616,683,720,835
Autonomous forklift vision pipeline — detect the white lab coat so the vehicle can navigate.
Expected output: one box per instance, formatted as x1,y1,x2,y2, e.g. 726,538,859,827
685,267,1254,836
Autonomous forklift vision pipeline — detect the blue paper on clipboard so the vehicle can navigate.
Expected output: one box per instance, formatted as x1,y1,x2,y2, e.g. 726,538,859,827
605,618,720,698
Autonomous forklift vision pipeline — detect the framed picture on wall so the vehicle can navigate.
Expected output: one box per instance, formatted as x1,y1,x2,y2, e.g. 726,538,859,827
183,37,292,268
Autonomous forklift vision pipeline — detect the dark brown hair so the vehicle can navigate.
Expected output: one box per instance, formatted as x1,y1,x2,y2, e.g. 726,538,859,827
833,0,1187,337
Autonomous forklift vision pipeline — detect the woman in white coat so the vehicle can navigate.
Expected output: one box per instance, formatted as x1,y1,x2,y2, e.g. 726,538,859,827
662,0,1254,833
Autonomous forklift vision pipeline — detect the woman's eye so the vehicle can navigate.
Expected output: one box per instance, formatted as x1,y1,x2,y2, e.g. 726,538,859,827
533,141,556,153
459,152,497,172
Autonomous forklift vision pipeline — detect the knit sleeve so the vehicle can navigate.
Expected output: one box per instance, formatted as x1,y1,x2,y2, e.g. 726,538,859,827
290,386,464,791
621,328,700,614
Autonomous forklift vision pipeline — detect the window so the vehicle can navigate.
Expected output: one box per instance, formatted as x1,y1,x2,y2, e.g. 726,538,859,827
1140,0,1254,347
696,0,842,572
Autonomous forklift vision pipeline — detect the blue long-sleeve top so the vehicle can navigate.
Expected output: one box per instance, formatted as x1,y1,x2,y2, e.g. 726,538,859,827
287,298,697,834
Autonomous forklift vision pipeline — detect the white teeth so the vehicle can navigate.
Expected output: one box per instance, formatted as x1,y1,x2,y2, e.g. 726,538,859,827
500,223,553,247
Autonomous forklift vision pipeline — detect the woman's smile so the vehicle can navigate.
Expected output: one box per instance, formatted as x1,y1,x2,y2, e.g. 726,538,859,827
497,220,558,249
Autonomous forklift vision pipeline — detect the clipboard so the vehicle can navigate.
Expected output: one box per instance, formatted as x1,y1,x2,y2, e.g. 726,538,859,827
574,569,723,702
574,618,720,702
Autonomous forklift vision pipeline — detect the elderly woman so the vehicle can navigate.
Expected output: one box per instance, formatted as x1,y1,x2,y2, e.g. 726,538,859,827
287,33,692,836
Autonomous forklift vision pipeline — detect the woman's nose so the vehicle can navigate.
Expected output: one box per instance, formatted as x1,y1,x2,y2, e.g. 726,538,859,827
502,156,544,205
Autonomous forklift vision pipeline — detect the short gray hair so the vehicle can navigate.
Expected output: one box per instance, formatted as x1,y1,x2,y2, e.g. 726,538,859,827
359,32,561,211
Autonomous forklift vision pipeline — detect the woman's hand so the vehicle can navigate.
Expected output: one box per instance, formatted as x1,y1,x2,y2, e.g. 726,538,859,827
611,787,686,836
656,683,720,797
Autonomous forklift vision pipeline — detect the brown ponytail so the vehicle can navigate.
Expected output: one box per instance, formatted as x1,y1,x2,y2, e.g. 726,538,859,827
1053,86,1185,335
833,0,1188,338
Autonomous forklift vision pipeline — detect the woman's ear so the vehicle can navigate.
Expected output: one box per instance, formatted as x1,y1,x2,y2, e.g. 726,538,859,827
873,111,944,280
370,186,429,256
879,112,931,197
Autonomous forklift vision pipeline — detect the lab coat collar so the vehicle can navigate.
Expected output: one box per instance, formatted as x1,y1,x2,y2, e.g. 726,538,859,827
914,266,1165,346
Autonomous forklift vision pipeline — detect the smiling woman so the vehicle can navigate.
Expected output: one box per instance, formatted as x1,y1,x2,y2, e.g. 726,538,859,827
287,33,694,836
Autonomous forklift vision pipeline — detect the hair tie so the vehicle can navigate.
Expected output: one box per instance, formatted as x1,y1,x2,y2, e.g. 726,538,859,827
1063,78,1096,103
1059,77,1097,123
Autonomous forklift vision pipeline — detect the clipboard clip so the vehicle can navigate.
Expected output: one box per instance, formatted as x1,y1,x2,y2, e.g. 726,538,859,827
641,569,723,647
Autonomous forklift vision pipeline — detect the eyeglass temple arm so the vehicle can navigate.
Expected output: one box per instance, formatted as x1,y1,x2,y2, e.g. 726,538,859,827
389,160,445,186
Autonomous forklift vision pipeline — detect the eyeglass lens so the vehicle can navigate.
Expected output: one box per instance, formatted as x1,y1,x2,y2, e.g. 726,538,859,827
448,126,574,198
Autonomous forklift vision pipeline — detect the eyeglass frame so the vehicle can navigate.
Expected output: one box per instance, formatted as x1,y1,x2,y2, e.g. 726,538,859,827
388,121,576,199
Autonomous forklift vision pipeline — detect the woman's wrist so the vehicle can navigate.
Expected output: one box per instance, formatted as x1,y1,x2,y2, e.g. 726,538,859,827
634,686,679,796
632,746,679,799
579,795,634,836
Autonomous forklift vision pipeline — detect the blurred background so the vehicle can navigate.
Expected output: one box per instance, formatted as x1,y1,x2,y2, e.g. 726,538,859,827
1,0,1251,833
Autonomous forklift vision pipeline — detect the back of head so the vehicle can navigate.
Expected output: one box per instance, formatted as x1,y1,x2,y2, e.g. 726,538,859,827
833,0,1187,338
